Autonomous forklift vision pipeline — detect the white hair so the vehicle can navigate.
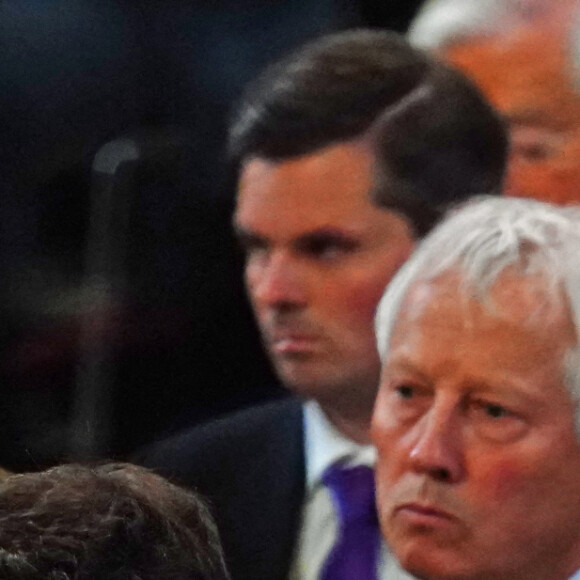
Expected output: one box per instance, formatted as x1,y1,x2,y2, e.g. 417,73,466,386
408,0,572,49
375,196,580,433
408,0,511,49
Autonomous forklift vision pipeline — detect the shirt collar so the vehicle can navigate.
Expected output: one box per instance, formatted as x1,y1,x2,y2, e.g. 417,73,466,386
303,400,376,492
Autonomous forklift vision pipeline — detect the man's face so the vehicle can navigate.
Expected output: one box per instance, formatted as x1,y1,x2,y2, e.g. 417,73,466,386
372,271,580,580
444,27,580,204
234,142,414,414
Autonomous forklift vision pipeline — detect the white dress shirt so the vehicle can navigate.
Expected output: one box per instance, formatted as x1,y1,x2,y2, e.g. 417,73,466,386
289,401,412,580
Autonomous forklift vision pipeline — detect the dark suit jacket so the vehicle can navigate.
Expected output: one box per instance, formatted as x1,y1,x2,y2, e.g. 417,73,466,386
137,398,305,580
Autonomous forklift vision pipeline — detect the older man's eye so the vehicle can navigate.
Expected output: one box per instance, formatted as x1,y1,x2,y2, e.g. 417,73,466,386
483,403,510,419
470,399,527,443
470,399,512,420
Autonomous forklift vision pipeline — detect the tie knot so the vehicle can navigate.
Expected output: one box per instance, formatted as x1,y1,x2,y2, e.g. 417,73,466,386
322,464,376,524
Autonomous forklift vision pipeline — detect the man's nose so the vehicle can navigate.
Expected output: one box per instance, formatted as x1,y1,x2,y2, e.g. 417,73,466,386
408,402,465,484
248,251,307,309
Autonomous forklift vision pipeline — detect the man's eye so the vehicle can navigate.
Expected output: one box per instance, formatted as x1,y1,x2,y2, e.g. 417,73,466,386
306,240,343,258
472,400,512,420
483,403,510,419
470,399,526,443
509,125,563,163
395,385,415,399
511,141,554,163
299,234,358,260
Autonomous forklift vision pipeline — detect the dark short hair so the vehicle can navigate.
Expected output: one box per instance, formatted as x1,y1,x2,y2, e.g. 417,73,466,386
0,463,230,580
229,28,507,236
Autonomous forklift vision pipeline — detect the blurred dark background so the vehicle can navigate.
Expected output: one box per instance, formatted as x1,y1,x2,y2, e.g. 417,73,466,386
0,0,423,471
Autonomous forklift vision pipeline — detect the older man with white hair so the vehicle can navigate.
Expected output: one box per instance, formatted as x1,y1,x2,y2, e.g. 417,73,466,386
372,195,580,580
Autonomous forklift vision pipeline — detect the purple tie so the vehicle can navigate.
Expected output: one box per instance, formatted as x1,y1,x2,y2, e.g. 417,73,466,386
320,464,380,580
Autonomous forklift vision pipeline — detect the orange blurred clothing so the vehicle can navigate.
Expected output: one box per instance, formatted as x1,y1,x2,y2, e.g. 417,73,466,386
444,19,580,205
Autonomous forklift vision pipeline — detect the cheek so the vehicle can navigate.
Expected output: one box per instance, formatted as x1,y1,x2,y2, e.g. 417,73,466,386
375,463,395,523
481,460,525,501
342,261,409,322
374,421,400,505
508,162,578,203
325,247,414,332
372,393,409,481
372,388,406,439
325,280,386,328
371,390,395,449
350,285,385,322
507,137,580,203
474,455,545,511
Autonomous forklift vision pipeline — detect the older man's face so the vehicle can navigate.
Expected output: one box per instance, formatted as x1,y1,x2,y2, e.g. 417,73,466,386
372,271,580,580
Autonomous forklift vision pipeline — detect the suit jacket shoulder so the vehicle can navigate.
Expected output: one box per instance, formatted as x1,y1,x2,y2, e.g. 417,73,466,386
137,397,305,580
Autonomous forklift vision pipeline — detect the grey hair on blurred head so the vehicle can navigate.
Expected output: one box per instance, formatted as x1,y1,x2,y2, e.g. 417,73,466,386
408,0,573,49
375,196,580,432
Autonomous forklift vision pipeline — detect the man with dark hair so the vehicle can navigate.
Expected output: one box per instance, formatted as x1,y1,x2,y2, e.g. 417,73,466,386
0,462,230,580
139,29,506,580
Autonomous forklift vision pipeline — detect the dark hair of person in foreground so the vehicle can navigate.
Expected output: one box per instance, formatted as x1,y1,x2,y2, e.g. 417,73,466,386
0,462,230,580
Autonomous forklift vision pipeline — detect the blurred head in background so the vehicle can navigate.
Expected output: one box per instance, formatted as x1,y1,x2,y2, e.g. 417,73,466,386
410,0,580,204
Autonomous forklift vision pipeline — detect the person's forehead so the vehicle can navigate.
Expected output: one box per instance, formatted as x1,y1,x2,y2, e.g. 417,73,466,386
386,271,577,398
238,140,374,189
234,141,381,228
394,269,573,337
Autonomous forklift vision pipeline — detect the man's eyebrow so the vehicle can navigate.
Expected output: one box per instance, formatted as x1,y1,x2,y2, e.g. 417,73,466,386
506,110,568,131
468,376,549,408
383,358,431,382
293,228,360,250
299,226,357,240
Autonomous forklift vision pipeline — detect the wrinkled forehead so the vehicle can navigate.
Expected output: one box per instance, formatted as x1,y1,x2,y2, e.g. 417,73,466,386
397,268,574,336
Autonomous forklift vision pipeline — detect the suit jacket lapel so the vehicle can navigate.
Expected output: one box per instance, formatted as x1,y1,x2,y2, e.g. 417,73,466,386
222,398,305,580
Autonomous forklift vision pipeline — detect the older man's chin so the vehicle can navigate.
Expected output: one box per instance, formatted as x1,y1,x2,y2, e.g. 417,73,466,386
384,530,469,580
382,538,452,580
